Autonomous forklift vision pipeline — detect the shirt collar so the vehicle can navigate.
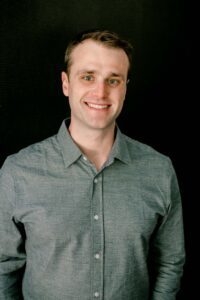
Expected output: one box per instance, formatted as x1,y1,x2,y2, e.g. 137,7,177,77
109,125,131,165
57,119,82,168
57,119,131,168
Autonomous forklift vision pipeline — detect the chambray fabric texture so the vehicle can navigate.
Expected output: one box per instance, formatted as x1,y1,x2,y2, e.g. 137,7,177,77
0,120,185,300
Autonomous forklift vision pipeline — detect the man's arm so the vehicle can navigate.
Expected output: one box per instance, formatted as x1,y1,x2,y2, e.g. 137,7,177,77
0,159,26,299
150,160,185,300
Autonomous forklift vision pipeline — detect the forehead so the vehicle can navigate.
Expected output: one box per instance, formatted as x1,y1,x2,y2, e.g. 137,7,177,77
69,39,129,75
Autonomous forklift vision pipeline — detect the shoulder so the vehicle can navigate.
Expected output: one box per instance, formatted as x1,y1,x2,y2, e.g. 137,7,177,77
1,134,61,175
122,133,174,175
123,133,168,159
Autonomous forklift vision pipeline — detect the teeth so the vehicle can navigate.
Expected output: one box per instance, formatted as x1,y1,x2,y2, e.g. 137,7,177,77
87,103,109,109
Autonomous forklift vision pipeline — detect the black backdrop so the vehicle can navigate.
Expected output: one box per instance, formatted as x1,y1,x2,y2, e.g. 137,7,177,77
0,1,194,299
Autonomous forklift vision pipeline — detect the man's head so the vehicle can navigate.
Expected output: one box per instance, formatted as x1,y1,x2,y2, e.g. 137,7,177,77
64,29,133,79
61,30,133,133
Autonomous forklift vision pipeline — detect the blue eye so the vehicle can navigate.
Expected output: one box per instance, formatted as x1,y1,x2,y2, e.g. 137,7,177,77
82,75,94,81
107,78,120,86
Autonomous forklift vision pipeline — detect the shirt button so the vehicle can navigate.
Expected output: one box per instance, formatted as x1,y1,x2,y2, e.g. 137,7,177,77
94,292,100,297
94,214,99,220
95,253,100,259
83,156,87,161
94,178,98,184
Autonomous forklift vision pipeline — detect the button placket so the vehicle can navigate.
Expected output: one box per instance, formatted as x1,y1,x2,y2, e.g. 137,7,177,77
91,173,104,299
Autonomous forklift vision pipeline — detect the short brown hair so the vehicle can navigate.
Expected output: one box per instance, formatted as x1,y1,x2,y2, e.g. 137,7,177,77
64,29,133,78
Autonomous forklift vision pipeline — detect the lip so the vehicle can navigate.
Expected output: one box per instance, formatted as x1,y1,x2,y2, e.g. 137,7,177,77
84,101,111,110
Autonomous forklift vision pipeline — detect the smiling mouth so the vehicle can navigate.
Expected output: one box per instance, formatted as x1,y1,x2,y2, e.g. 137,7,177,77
85,102,111,110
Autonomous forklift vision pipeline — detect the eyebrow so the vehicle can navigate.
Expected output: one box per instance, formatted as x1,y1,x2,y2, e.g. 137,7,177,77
77,69,125,80
77,70,95,75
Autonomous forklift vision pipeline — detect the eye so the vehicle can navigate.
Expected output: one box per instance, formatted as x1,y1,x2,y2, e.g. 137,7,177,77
81,75,94,82
107,78,121,87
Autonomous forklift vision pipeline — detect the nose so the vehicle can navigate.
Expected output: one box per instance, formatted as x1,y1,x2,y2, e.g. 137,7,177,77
92,81,108,99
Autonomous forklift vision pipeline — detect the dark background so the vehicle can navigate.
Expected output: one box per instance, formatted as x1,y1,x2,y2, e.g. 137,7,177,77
0,0,194,299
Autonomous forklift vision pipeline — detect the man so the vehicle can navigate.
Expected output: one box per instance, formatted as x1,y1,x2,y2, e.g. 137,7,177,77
0,30,185,299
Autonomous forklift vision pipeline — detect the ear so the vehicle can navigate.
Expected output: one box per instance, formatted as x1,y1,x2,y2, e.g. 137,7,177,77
61,71,69,97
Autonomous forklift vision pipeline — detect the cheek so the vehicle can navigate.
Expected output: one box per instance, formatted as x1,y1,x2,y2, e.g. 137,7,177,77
68,87,85,107
69,82,88,97
117,87,127,103
67,84,79,101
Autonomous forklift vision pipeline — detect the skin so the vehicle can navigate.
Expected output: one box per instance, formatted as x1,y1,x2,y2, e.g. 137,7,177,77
61,39,129,170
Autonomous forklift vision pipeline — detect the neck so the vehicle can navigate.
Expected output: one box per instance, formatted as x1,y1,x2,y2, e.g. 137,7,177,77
68,121,116,171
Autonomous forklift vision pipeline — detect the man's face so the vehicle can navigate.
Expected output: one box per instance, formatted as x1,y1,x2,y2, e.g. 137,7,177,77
62,39,129,132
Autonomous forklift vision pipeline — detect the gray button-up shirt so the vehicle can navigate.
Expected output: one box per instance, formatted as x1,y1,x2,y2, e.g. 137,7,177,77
0,120,185,300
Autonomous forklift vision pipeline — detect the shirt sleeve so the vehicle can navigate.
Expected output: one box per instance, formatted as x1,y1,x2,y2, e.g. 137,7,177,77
150,159,185,300
0,159,26,299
